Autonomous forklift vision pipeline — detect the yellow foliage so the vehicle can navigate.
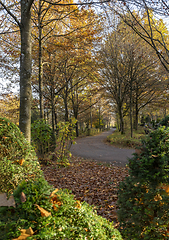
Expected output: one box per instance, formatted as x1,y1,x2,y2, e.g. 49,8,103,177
50,188,59,197
12,227,34,240
35,204,51,217
75,200,81,209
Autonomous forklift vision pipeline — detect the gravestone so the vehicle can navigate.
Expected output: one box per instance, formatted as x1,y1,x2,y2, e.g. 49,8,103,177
0,192,15,207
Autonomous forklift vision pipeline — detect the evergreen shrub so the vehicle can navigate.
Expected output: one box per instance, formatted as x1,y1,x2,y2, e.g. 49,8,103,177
159,115,169,128
0,178,122,240
117,126,169,239
0,117,42,194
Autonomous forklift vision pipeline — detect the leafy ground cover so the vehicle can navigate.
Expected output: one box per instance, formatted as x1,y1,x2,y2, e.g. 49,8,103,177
42,156,129,226
106,127,145,148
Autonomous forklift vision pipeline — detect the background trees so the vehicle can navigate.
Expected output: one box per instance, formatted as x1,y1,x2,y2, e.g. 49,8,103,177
0,0,169,139
111,0,169,72
97,19,166,135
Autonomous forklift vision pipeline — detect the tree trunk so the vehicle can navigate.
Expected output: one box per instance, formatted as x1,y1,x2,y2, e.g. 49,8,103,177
129,81,133,138
134,91,139,130
90,97,92,128
51,87,55,133
19,2,32,143
38,0,44,119
119,107,124,134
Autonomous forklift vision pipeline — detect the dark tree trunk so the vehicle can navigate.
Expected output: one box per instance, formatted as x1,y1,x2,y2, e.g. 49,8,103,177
19,1,32,142
38,0,44,119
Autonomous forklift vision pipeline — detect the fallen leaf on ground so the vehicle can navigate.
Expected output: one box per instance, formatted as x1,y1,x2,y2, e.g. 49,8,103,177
35,204,51,217
12,227,34,240
42,156,129,224
20,192,26,203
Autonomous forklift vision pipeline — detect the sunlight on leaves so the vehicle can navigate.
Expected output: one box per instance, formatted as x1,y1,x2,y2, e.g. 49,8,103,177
12,227,34,240
35,204,51,217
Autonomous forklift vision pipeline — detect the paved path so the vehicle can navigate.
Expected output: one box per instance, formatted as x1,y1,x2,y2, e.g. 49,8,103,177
70,128,135,166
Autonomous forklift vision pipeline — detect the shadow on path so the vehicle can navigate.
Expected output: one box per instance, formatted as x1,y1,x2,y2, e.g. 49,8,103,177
70,128,135,166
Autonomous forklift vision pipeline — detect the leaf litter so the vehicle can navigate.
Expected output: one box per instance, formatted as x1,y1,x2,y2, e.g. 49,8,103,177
42,156,129,225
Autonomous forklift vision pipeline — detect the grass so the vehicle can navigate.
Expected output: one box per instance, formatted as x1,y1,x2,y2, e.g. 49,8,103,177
107,126,145,148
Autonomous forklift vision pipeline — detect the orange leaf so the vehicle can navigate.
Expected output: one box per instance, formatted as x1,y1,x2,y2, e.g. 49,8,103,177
35,204,51,217
19,159,25,166
12,227,34,240
50,188,59,197
75,200,81,209
51,196,62,211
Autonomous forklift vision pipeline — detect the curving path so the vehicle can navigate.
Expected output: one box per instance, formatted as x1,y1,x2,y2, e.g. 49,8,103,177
70,128,135,166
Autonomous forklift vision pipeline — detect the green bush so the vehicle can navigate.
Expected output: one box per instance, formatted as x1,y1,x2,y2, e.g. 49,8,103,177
159,115,169,128
0,178,122,240
117,127,169,239
0,117,43,194
31,119,56,156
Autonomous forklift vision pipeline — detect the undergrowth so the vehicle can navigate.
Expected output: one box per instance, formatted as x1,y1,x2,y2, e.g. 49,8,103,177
0,178,122,240
107,127,145,148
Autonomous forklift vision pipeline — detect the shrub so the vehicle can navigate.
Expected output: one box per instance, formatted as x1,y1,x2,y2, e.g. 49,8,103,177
55,119,76,166
0,117,43,194
31,119,56,157
159,115,169,128
0,178,122,240
117,127,169,239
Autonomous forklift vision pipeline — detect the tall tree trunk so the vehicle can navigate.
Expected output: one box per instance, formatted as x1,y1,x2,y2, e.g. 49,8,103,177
129,81,133,138
51,86,55,133
19,2,32,143
90,97,92,128
74,109,79,137
38,0,44,119
118,107,124,134
134,91,139,130
64,97,69,122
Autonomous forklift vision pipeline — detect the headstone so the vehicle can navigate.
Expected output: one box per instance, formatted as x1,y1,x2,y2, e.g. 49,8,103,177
0,192,15,207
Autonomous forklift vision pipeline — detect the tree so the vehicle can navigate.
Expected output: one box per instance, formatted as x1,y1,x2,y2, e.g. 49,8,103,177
0,93,19,124
0,0,34,142
32,5,102,133
111,0,169,72
98,20,164,135
0,0,109,142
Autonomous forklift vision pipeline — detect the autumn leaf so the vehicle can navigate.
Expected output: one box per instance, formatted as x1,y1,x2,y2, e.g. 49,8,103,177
154,194,162,201
51,195,62,211
12,227,34,240
160,183,169,193
75,200,81,209
20,192,26,203
19,159,25,166
50,188,59,197
42,156,129,223
35,204,51,217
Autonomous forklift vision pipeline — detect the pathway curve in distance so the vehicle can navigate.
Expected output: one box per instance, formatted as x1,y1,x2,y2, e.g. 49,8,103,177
70,128,135,166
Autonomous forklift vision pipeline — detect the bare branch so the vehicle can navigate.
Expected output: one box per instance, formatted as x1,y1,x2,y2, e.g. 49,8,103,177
0,1,21,27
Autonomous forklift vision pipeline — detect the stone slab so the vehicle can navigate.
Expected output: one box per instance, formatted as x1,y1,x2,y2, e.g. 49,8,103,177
0,192,15,207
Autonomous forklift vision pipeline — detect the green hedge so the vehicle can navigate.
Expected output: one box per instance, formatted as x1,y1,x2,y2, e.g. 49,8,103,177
0,117,43,194
117,127,169,239
0,178,122,240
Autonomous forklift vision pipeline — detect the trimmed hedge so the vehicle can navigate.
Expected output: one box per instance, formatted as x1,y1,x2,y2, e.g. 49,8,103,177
0,117,43,194
0,178,122,240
